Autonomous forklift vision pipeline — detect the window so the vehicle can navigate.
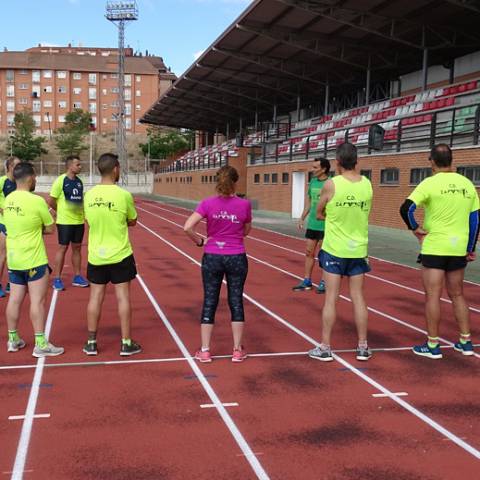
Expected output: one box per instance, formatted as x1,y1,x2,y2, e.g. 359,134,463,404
111,87,119,94
18,97,28,105
43,114,51,122
58,101,67,109
6,100,15,112
91,116,97,127
19,69,28,75
264,173,270,183
73,102,82,109
136,75,141,83
73,87,82,95
32,100,41,112
102,118,107,125
6,70,14,82
19,83,28,90
58,115,66,123
32,71,40,82
32,85,41,98
89,102,97,113
380,168,399,185
43,86,53,93
136,89,141,97
33,115,41,127
102,88,107,95
125,74,132,87
73,72,82,80
410,168,432,185
88,73,97,85
110,73,118,79
7,114,15,126
457,166,480,185
6,85,14,97
89,88,97,100
57,71,67,79
58,86,67,93
125,89,131,100
102,103,108,110
43,100,52,108
43,70,52,78
136,104,141,111
254,174,260,184
125,103,131,115
102,74,107,80
360,169,372,180
282,172,289,184
271,173,278,184
125,117,132,130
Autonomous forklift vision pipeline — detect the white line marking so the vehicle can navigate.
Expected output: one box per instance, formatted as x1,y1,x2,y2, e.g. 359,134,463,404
237,452,264,458
8,414,50,421
137,219,480,460
138,204,480,313
372,392,408,398
136,273,269,480
142,199,480,287
200,402,239,409
11,290,58,480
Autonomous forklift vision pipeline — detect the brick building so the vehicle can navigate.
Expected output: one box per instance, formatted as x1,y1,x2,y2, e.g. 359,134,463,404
0,44,176,136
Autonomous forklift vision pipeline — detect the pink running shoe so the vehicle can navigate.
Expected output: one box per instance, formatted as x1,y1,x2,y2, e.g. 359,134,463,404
232,347,247,363
194,349,212,363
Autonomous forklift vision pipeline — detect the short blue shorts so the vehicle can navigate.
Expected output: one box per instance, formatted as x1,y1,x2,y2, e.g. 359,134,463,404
0,223,6,236
319,250,371,277
8,264,49,286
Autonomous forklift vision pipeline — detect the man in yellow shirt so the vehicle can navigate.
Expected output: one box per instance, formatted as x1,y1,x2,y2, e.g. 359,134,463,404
400,144,479,359
308,143,373,362
3,162,64,357
83,153,141,356
0,156,21,297
48,155,89,291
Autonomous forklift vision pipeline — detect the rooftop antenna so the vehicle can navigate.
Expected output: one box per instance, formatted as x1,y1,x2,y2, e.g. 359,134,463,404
105,1,139,185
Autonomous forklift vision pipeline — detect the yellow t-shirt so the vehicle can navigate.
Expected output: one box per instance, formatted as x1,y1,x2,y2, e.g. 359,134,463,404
322,175,372,258
50,174,84,225
3,191,53,270
84,185,137,266
408,172,480,256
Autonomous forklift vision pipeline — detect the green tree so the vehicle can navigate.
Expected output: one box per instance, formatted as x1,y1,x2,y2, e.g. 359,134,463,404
139,128,192,159
9,111,48,162
54,109,93,158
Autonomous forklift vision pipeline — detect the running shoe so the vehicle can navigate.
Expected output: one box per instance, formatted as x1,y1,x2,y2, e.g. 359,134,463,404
308,345,333,362
32,342,64,358
7,338,26,352
232,347,247,362
316,280,326,294
194,349,212,363
5,283,10,294
292,279,313,291
52,278,65,291
82,341,98,356
120,340,142,356
412,342,442,359
72,275,89,288
356,346,372,361
453,341,474,356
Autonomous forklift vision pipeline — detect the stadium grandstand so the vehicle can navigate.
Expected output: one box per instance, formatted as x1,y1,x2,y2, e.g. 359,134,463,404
142,0,480,229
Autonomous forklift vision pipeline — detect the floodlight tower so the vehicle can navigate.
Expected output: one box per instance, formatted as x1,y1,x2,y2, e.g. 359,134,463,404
105,1,138,185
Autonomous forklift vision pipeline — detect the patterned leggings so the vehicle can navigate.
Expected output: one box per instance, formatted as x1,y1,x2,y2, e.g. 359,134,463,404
201,253,248,324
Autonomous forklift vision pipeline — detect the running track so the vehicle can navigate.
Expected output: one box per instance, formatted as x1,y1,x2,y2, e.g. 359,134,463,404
0,197,479,480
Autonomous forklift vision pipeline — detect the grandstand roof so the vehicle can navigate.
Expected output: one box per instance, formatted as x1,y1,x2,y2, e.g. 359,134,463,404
142,0,480,132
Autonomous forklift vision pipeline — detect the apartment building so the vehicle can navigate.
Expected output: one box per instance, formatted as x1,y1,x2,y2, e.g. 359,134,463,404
0,45,176,135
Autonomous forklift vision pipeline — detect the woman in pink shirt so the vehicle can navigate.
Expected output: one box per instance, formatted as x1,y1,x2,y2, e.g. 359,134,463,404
184,166,252,363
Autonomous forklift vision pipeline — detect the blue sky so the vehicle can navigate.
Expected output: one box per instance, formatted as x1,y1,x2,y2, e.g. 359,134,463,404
2,0,252,76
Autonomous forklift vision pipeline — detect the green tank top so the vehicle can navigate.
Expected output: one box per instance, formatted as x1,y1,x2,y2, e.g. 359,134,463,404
322,175,372,258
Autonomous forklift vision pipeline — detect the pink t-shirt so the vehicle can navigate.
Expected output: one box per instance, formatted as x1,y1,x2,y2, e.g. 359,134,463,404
196,195,252,255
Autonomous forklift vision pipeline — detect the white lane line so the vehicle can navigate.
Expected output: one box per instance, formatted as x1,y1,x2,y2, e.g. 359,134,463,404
372,392,408,398
138,205,480,314
138,207,480,360
201,403,239,409
8,414,50,421
11,290,58,480
136,273,269,480
137,219,480,460
140,199,480,288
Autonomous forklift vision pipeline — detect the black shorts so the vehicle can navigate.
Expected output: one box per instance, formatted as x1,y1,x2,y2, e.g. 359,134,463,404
57,224,85,246
418,254,467,272
305,229,325,241
87,254,137,285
